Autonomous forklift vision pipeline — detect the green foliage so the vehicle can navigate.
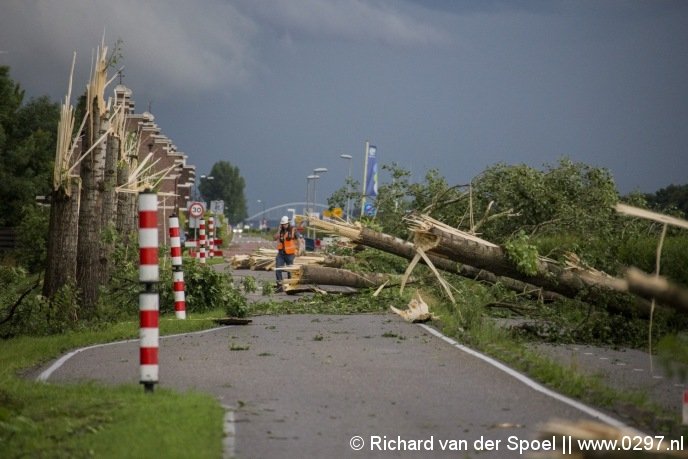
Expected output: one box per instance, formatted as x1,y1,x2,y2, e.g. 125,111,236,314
472,158,619,242
249,288,398,316
504,230,539,276
1,316,224,459
241,275,257,293
0,67,59,227
409,169,468,225
261,279,275,296
351,248,408,274
373,163,413,238
327,175,359,218
160,261,247,317
14,203,49,273
646,184,688,217
616,234,688,286
657,333,688,380
0,266,80,338
199,161,247,223
100,240,249,321
96,234,140,321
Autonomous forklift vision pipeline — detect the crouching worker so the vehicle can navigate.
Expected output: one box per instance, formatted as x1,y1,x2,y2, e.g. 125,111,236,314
274,216,297,292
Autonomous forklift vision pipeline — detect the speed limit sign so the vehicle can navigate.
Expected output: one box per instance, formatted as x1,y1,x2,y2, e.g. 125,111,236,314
188,201,205,218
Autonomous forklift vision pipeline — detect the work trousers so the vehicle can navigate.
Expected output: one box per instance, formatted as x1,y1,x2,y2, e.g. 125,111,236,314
275,250,295,282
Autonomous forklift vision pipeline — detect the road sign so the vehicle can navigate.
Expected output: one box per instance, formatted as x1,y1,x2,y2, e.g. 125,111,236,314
189,201,204,218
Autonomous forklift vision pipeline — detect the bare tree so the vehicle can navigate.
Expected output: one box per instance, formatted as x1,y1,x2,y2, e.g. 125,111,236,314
76,40,113,315
44,53,81,298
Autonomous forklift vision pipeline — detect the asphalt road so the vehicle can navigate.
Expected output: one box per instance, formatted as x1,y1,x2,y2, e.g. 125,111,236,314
35,313,618,459
32,234,668,458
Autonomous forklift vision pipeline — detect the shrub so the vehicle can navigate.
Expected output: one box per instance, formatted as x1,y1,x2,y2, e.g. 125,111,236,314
0,266,81,337
159,261,247,317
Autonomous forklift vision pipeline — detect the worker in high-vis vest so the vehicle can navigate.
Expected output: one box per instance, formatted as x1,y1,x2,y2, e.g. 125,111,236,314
274,215,297,291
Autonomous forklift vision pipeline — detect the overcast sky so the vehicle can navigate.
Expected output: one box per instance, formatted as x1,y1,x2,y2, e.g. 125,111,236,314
2,0,687,219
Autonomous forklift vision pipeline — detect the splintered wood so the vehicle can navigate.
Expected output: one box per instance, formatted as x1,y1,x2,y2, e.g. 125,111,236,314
404,212,660,316
228,247,350,272
390,292,437,323
536,418,688,458
308,217,564,303
281,265,399,292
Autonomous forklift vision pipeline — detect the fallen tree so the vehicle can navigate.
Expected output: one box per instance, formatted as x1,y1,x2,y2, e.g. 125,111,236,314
307,219,564,303
405,213,654,317
281,265,399,291
625,267,688,314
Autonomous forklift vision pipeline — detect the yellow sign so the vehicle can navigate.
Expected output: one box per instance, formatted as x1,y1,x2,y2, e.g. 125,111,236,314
323,208,343,218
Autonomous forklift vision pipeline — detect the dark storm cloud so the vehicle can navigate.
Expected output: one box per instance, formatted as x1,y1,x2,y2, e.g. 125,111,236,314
1,1,686,219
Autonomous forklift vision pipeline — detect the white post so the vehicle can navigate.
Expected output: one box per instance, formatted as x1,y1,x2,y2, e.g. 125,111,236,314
361,140,369,217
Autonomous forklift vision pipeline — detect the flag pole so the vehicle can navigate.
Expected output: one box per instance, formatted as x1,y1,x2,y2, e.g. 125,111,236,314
361,140,369,217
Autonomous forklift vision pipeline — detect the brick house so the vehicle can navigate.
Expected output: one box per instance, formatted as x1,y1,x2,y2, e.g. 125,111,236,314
113,84,197,241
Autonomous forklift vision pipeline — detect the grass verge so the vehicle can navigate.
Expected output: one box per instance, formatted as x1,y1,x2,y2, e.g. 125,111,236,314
1,310,226,459
424,289,686,437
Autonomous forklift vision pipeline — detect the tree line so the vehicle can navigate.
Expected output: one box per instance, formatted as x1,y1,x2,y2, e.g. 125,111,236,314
1,59,687,333
0,60,247,322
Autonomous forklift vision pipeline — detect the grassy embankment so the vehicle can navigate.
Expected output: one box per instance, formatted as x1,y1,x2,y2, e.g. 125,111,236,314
1,312,226,458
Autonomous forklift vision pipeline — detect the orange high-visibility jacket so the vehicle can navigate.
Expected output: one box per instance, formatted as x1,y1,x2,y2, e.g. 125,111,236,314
277,227,297,255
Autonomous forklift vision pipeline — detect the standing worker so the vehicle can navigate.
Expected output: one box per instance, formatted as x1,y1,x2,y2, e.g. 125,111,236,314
274,216,297,291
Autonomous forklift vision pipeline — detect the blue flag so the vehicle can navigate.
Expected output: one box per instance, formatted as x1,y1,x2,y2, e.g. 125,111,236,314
365,145,378,197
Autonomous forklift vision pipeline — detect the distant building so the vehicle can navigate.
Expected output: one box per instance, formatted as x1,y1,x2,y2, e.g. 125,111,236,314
113,84,197,240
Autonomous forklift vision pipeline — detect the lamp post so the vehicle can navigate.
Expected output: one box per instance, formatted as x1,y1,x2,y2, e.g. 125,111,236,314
312,167,328,218
195,175,214,243
340,154,352,222
257,199,266,230
306,174,320,218
199,174,214,202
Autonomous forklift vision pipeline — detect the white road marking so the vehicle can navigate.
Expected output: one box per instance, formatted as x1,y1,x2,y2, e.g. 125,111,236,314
418,324,645,434
36,326,229,382
222,405,236,459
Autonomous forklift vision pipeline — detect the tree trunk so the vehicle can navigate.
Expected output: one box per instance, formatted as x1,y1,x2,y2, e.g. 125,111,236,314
307,220,565,302
322,254,356,268
417,226,588,296
101,130,118,229
356,227,565,302
116,161,136,243
413,224,652,317
625,268,688,314
293,265,396,289
43,183,80,298
99,130,117,279
76,106,107,316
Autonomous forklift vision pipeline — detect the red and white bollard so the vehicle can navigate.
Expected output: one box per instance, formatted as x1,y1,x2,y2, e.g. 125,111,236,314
168,215,182,266
168,215,186,320
208,216,215,259
683,389,688,424
138,191,159,392
198,217,207,264
173,271,186,319
139,292,159,392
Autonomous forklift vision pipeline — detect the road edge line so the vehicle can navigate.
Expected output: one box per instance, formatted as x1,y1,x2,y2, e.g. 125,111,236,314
36,326,229,382
417,323,645,435
221,405,237,459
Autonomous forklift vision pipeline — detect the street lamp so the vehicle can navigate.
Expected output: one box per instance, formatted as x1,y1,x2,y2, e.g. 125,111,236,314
198,175,214,202
306,174,320,218
340,154,352,222
257,199,266,230
312,168,327,217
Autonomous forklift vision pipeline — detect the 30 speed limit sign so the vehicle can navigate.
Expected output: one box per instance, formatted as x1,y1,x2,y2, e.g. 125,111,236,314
188,201,205,218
